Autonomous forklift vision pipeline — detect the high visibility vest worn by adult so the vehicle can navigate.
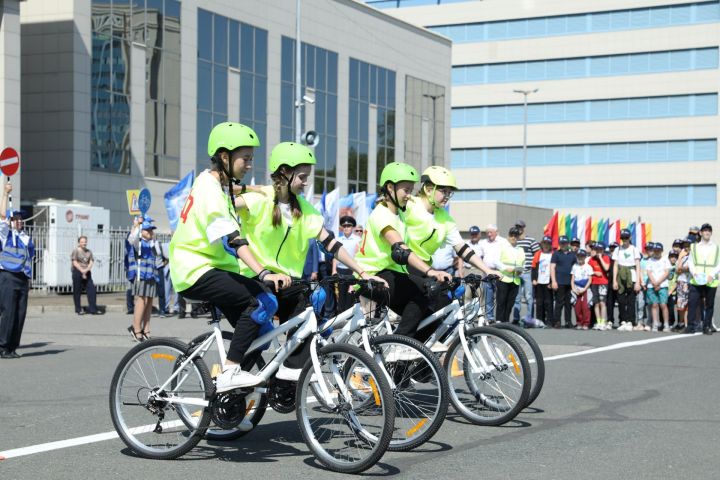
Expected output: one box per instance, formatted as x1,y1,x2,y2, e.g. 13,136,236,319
237,186,324,278
404,196,457,262
498,244,525,285
690,243,720,287
0,231,34,279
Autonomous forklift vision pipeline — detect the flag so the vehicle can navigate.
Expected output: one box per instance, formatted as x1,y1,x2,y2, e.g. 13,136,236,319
640,223,647,251
544,211,559,249
365,193,378,216
591,218,599,241
565,214,573,240
628,222,636,245
645,223,652,242
570,215,578,241
558,213,566,237
609,219,619,245
577,216,586,249
164,170,194,231
584,216,592,247
603,218,610,245
323,188,340,234
351,192,368,228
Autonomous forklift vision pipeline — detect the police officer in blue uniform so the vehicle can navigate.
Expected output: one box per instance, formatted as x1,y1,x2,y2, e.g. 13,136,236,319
0,183,35,359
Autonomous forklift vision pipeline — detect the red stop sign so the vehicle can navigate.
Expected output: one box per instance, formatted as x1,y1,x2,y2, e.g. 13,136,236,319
0,148,20,176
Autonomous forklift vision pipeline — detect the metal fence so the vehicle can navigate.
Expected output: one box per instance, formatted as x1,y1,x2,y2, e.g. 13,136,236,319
25,225,171,293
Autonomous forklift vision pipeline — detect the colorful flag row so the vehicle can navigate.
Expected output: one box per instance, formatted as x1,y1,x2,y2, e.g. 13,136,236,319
543,212,652,251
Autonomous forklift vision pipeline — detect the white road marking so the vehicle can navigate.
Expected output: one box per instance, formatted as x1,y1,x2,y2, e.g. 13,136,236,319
0,332,703,461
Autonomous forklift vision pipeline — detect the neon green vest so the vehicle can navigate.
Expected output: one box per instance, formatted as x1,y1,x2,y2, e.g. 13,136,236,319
498,244,524,285
404,196,457,262
169,171,241,292
237,187,324,278
690,242,719,287
355,204,407,275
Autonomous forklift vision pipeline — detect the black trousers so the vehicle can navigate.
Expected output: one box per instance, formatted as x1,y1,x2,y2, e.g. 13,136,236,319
606,287,616,324
617,290,636,325
496,281,519,323
156,267,167,313
179,269,266,363
535,283,554,323
0,271,29,353
72,269,97,314
363,269,431,339
688,284,716,332
336,267,355,313
553,284,573,327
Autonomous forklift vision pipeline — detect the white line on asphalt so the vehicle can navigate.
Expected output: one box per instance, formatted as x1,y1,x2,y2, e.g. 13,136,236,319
543,332,702,362
0,332,704,461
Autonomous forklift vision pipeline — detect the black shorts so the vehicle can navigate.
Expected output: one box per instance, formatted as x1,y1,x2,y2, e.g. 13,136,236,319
591,284,608,302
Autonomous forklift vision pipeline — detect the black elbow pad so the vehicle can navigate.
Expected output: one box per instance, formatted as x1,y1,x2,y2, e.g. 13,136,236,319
226,230,249,248
457,244,475,262
321,231,342,255
391,242,412,265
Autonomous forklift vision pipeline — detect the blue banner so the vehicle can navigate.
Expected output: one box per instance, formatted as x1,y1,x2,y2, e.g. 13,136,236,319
164,170,194,231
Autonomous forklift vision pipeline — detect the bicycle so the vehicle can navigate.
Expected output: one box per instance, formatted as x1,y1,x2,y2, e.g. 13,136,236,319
187,275,449,453
109,280,395,474
373,275,532,426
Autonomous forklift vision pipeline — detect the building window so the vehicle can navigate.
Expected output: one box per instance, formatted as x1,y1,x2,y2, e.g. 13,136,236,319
280,37,338,193
366,0,473,8
143,0,181,179
429,2,720,43
91,0,133,174
453,48,719,85
451,139,718,168
405,76,445,169
348,58,396,193
454,185,717,207
197,10,268,182
452,94,718,127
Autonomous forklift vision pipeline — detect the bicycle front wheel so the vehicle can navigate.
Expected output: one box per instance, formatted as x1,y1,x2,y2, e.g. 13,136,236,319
296,343,395,474
491,323,545,406
109,338,213,459
444,327,530,426
370,334,449,452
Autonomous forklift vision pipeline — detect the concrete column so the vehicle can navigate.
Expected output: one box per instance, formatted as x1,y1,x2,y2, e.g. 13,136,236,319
421,117,430,172
0,0,22,205
130,43,146,176
367,104,377,194
228,67,240,122
335,53,349,195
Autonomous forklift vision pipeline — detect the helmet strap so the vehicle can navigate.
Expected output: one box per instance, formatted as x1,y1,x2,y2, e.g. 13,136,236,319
427,184,439,209
388,183,406,212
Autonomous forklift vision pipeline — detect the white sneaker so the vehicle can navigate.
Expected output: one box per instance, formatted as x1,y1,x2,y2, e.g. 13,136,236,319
431,342,449,353
276,364,302,382
592,324,601,330
384,348,422,362
216,366,263,393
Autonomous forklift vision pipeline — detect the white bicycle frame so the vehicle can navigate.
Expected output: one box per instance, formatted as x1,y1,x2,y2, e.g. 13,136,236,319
148,306,346,409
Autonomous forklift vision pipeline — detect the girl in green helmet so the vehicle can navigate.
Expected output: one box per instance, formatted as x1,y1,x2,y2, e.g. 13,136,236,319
233,141,386,381
170,122,290,393
355,162,452,340
405,165,501,283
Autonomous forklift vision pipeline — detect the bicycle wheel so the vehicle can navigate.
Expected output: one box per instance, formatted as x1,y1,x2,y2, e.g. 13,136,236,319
109,338,213,459
182,331,268,441
296,343,394,474
444,326,530,426
369,334,449,452
491,323,545,406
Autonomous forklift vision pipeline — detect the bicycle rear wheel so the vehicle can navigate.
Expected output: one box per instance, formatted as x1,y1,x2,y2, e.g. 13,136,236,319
183,331,268,440
296,343,394,474
491,323,545,406
370,334,449,452
444,327,530,426
109,338,213,459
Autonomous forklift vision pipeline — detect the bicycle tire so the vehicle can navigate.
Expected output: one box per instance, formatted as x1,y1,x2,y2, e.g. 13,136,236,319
182,331,268,441
109,337,213,459
444,326,530,426
296,343,395,474
369,334,449,452
491,323,545,406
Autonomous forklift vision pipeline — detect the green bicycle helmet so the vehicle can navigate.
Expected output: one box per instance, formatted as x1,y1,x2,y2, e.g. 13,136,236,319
421,166,457,190
268,142,316,173
379,162,419,187
207,122,260,157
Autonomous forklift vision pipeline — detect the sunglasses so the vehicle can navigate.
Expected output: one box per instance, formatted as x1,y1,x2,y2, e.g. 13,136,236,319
354,229,363,233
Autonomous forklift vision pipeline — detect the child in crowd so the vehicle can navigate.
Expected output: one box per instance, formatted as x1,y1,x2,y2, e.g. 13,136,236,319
531,236,554,326
645,242,671,332
571,249,593,330
667,251,678,328
635,244,651,331
588,242,611,330
673,238,692,331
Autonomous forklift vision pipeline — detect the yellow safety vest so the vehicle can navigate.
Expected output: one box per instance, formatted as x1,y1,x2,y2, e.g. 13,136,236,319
690,242,720,287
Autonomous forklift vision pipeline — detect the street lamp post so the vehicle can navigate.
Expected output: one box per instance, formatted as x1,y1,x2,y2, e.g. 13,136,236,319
295,0,303,143
423,93,444,165
513,88,538,205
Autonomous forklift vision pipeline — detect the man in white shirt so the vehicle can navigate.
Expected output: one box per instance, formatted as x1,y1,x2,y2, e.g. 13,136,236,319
686,223,720,334
479,224,509,322
333,215,361,311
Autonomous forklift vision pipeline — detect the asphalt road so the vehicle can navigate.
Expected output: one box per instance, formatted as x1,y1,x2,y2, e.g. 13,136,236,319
1,311,718,479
